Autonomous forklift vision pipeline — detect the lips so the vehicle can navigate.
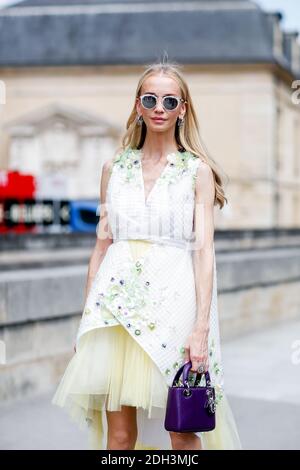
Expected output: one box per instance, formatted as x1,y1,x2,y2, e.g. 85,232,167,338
152,118,166,122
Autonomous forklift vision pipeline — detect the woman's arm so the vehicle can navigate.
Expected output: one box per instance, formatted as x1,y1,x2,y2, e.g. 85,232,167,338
83,157,115,302
184,160,215,372
74,157,115,353
192,160,215,330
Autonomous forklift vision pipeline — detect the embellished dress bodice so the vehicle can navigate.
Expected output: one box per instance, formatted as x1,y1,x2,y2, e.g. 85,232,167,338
106,147,200,250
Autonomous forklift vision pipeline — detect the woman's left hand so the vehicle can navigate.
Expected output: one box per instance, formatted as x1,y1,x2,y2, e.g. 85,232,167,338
184,325,209,373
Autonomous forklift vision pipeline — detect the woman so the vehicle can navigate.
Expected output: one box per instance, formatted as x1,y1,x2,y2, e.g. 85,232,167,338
52,61,242,450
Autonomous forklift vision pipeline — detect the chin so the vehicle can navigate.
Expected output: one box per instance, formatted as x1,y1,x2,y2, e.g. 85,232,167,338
147,122,172,132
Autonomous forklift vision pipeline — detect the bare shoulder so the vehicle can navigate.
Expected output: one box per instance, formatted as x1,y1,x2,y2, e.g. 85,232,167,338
195,159,214,184
100,156,116,197
102,156,115,177
102,148,125,176
194,159,215,202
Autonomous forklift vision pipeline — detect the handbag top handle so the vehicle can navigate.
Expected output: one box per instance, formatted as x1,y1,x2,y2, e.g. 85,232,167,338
172,360,212,388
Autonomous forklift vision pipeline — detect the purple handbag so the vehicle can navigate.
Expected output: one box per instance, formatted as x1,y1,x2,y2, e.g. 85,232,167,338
164,360,216,433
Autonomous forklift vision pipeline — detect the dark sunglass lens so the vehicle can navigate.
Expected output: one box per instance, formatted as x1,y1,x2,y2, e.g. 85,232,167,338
142,95,156,109
163,96,178,110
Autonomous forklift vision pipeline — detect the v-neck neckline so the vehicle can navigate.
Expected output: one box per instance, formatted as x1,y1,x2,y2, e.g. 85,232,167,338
135,148,179,205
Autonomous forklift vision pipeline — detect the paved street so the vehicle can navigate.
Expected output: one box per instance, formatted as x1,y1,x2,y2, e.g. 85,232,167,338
1,317,299,450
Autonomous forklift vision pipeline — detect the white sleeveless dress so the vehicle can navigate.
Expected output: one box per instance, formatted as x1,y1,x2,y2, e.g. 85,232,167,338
52,146,242,450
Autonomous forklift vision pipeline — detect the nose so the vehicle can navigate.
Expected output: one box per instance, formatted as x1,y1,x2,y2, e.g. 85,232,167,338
154,97,165,112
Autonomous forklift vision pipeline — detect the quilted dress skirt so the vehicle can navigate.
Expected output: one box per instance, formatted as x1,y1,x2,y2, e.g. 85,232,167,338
51,239,242,450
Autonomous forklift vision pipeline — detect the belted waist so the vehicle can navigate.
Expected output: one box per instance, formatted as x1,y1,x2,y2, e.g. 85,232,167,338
113,236,192,250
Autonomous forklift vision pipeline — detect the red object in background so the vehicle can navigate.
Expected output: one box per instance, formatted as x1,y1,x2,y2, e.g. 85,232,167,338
0,170,35,198
0,170,36,233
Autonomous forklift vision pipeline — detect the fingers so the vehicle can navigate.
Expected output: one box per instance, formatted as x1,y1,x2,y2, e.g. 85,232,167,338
184,340,209,373
191,363,208,373
184,344,190,364
191,362,209,373
190,354,209,373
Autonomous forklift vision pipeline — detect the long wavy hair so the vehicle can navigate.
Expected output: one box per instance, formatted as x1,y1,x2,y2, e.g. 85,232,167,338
115,60,228,209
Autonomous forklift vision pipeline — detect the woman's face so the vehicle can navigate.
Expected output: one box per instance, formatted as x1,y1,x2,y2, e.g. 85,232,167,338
136,74,186,133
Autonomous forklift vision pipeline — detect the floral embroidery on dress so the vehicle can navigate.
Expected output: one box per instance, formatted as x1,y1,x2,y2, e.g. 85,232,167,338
158,151,196,186
209,338,222,377
113,147,140,183
214,384,224,406
95,255,165,336
113,147,199,189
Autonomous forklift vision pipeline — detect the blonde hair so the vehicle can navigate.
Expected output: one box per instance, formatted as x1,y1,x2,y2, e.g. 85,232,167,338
116,60,228,209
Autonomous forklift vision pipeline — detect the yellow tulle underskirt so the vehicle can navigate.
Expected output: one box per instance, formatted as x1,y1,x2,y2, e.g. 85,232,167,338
52,322,170,449
51,240,242,450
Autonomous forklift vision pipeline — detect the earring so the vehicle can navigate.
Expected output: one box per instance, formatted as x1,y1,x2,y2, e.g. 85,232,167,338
177,117,185,128
136,115,144,126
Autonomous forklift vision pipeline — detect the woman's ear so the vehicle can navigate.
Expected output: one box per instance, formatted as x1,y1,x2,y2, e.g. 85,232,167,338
136,97,141,115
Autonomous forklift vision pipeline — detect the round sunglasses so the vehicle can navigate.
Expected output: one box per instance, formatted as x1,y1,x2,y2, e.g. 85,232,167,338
139,93,187,111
